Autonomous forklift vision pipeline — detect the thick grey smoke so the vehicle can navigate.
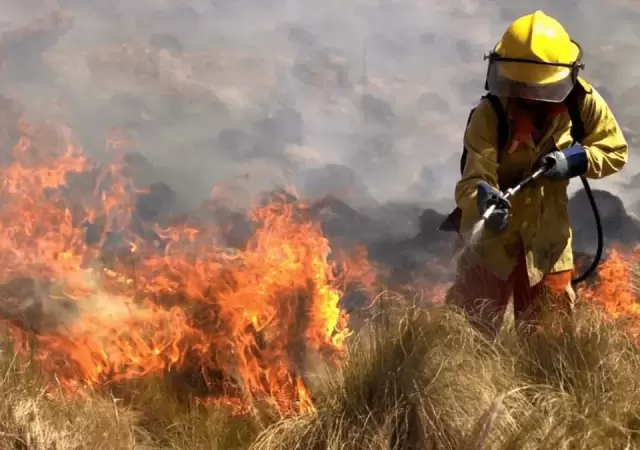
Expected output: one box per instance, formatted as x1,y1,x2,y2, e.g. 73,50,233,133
2,0,640,230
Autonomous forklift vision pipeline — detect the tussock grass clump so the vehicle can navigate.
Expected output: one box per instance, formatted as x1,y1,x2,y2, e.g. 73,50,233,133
0,336,143,449
3,299,640,449
501,305,640,449
0,333,266,449
253,301,640,450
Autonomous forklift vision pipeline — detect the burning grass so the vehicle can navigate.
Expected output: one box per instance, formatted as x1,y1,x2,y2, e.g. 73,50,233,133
4,297,640,449
0,118,375,417
2,118,640,448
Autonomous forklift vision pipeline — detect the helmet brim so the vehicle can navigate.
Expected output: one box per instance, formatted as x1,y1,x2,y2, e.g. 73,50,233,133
493,39,580,68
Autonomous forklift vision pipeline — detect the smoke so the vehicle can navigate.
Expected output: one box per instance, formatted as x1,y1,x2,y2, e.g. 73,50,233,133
1,0,640,232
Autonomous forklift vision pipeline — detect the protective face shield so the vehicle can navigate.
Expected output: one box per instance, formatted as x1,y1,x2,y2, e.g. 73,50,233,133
484,42,584,103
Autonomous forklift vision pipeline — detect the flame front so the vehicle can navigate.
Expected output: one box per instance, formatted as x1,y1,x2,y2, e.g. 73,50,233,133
8,117,640,417
580,247,640,339
0,119,363,415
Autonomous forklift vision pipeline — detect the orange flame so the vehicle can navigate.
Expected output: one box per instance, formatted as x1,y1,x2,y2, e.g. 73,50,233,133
0,118,370,415
579,247,640,339
16,114,640,416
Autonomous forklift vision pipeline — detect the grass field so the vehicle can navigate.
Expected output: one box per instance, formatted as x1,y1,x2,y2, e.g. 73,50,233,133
2,296,640,450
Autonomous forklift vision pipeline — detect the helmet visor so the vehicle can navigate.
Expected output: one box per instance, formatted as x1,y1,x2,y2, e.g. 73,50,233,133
486,59,575,103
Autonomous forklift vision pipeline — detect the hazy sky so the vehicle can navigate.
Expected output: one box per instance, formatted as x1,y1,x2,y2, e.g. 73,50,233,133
2,0,639,214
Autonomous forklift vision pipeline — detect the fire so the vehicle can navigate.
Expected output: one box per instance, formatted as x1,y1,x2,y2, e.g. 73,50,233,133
0,117,369,415
8,114,640,417
579,247,640,338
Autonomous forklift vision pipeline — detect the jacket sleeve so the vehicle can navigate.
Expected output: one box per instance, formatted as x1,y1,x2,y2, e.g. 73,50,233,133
580,84,629,179
454,100,500,216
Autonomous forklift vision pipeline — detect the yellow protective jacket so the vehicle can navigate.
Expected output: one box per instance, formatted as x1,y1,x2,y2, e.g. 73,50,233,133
455,77,628,286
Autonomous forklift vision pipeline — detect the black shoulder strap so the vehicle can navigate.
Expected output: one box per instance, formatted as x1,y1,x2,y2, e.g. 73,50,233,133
460,86,587,176
564,86,586,144
459,94,509,175
459,107,476,174
485,94,509,160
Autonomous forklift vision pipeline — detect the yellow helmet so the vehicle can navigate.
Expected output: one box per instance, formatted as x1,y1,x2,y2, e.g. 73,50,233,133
486,10,583,102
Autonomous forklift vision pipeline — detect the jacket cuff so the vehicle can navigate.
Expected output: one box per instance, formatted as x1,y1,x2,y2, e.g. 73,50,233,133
563,145,589,178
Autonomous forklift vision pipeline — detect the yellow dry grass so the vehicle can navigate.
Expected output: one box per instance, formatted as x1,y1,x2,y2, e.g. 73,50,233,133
1,297,640,449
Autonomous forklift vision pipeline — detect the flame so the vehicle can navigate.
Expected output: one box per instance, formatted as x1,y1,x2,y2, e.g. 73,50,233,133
0,118,369,415
11,114,640,417
579,247,640,339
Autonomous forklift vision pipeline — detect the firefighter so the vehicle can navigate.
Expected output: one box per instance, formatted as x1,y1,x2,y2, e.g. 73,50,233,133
446,10,628,337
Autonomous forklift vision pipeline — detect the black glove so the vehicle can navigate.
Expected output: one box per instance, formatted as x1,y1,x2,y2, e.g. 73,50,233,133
476,181,511,234
541,145,588,180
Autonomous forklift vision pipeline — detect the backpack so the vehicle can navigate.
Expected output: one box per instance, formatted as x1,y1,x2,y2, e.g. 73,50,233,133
439,85,587,233
459,86,586,175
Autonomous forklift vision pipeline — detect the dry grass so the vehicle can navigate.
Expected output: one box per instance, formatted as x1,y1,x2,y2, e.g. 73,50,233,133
2,297,640,449
0,331,264,449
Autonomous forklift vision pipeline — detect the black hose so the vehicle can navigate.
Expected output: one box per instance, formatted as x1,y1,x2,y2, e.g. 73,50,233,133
571,175,604,286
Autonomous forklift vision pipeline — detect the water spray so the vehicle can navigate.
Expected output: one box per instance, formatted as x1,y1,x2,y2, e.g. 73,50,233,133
440,163,604,286
480,166,547,223
467,166,548,246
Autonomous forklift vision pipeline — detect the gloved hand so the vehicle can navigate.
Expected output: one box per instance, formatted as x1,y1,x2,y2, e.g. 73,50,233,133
540,145,589,180
476,181,511,234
